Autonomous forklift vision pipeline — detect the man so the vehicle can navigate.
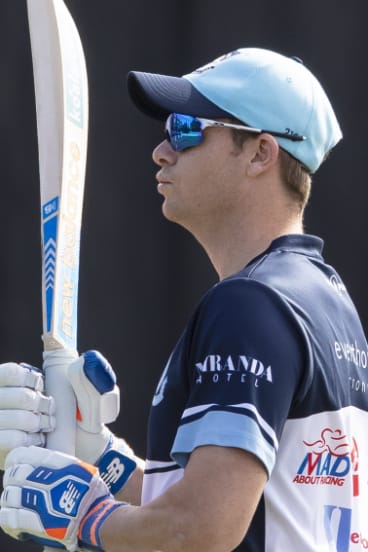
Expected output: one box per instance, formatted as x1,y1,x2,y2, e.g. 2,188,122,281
0,47,367,551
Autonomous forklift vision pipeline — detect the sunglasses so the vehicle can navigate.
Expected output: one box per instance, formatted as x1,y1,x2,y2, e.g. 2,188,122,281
165,112,306,152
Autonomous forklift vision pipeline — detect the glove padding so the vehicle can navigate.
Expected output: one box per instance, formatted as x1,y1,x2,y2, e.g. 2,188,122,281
69,350,121,464
0,363,55,469
0,352,136,494
0,351,119,467
0,446,124,552
69,351,137,494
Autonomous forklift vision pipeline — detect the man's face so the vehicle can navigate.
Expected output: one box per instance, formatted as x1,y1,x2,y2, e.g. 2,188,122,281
152,121,251,236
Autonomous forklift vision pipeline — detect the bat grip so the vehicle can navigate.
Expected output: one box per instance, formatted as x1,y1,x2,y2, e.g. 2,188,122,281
43,349,79,551
44,348,79,455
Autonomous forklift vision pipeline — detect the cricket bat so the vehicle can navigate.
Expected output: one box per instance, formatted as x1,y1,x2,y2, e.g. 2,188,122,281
26,0,88,467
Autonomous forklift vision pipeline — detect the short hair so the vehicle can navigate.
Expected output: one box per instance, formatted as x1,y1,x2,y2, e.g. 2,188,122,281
278,148,311,212
231,128,312,212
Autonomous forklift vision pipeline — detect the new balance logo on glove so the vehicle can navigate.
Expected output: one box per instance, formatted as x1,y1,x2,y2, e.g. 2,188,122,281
0,446,126,552
101,457,126,486
59,481,82,515
97,450,136,495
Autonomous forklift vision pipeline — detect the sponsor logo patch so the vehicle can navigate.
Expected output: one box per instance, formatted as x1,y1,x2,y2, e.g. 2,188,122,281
194,354,273,387
293,428,360,496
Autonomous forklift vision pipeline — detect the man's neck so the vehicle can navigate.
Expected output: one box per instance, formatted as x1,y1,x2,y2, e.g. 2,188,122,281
196,216,304,281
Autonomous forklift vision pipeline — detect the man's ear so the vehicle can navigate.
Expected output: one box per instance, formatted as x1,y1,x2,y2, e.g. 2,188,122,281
246,134,280,177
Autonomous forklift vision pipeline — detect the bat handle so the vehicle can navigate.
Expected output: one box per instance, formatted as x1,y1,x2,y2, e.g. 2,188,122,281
43,349,79,551
43,348,79,455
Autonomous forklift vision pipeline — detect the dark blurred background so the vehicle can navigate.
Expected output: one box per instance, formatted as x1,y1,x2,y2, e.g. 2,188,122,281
0,1,367,549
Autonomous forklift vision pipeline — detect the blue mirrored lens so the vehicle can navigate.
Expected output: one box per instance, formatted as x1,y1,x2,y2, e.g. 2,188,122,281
167,113,203,151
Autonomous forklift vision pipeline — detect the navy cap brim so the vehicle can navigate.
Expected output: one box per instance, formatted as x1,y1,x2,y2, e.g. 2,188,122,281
127,71,231,121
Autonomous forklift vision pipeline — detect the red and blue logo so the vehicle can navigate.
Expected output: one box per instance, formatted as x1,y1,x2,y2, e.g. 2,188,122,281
293,427,359,495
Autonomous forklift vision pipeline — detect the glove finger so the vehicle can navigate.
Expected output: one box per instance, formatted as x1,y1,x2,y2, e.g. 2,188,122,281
3,465,35,488
0,506,45,540
1,485,23,506
0,388,54,414
0,411,55,433
0,430,45,450
0,363,43,392
5,445,83,471
0,432,46,470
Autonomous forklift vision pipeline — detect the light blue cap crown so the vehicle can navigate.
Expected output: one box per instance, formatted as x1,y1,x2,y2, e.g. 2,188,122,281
184,48,342,173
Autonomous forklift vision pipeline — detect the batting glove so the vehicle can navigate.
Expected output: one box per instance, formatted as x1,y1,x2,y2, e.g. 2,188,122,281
0,362,55,469
69,350,137,495
0,446,126,551
0,351,136,495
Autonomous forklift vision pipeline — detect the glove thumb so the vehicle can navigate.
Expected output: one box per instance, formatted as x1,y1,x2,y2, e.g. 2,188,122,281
68,350,120,433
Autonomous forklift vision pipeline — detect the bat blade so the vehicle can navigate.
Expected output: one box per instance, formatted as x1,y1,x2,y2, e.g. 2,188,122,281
27,0,88,352
27,0,88,465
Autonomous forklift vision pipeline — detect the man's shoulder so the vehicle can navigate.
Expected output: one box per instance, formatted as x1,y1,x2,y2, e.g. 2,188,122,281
229,234,332,306
197,276,292,324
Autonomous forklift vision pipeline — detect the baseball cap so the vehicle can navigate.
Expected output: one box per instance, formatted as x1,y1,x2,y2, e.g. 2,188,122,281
127,48,342,173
